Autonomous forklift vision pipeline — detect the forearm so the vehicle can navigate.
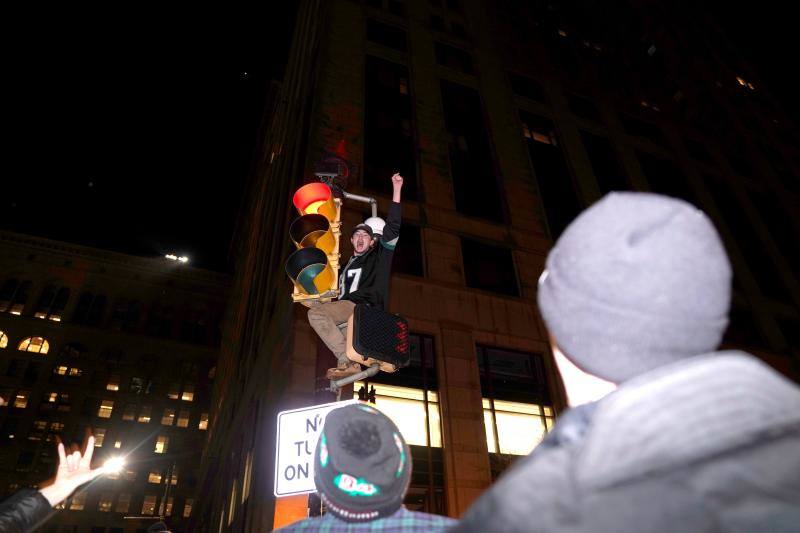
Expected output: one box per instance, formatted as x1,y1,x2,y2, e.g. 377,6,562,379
382,201,401,244
392,186,401,203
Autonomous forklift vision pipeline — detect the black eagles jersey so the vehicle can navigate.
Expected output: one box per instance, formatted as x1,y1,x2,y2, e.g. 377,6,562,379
339,201,401,310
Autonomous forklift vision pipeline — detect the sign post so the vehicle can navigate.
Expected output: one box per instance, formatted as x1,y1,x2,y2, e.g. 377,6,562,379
274,399,358,497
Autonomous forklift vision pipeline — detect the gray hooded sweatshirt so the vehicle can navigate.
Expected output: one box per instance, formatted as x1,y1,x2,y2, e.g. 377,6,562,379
452,352,800,533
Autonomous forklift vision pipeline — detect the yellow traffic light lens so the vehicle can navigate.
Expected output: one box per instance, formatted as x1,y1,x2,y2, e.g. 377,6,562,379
289,214,336,254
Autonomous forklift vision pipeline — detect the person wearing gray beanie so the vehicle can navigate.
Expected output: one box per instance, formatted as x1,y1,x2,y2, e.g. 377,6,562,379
452,192,800,533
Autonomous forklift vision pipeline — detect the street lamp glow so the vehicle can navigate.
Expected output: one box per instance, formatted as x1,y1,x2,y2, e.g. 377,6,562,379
165,254,189,264
103,457,126,474
177,256,189,263
165,254,178,261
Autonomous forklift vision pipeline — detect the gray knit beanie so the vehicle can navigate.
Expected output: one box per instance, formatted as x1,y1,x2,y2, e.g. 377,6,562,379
537,192,732,383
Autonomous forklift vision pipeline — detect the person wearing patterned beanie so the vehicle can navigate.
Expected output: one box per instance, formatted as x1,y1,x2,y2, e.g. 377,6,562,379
277,403,457,531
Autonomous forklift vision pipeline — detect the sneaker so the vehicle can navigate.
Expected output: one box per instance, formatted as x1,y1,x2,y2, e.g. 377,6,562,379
326,361,362,380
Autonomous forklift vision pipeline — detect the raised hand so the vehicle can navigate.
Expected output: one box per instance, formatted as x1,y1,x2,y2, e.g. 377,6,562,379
391,173,404,189
39,436,105,506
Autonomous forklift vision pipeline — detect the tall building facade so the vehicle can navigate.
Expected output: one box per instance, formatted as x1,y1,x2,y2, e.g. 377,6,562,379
0,231,229,532
197,0,800,530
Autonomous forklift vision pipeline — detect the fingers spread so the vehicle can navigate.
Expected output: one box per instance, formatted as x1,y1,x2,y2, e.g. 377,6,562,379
58,443,68,466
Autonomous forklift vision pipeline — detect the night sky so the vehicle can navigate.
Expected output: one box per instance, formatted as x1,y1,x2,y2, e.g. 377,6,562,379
1,4,795,273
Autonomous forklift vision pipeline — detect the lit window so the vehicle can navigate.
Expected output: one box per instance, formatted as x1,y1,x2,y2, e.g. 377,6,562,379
154,435,169,454
482,399,553,455
177,410,190,428
48,392,58,403
141,495,158,515
114,440,122,449
478,346,554,462
18,337,49,354
0,331,8,349
122,404,136,421
94,429,106,447
69,491,87,510
229,480,237,525
97,400,114,418
170,468,178,485
14,391,30,409
138,405,152,423
167,383,180,400
148,470,162,483
353,382,442,447
68,367,81,377
122,469,136,481
198,413,209,430
163,496,174,516
50,422,64,432
106,375,120,391
181,384,195,402
161,408,175,426
183,498,193,518
116,493,131,513
97,493,113,512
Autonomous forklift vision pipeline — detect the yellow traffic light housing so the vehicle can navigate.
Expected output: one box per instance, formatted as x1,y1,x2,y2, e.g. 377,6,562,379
285,183,341,304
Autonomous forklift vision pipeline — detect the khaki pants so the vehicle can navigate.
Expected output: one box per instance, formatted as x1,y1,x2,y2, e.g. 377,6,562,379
307,300,356,364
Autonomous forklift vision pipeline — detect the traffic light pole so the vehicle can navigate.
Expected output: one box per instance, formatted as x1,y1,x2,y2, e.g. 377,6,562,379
341,191,378,218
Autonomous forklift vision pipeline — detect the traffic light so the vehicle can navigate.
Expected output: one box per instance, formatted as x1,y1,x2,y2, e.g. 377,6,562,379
345,304,410,373
285,183,342,303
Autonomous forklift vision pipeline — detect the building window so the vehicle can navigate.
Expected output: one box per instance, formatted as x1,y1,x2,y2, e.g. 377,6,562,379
477,346,553,477
116,493,131,513
60,343,86,359
181,385,194,402
94,429,106,447
69,491,87,511
366,18,407,52
97,493,113,512
354,383,442,447
198,413,209,430
161,496,174,516
33,285,70,322
167,383,180,400
170,468,178,485
242,451,254,503
434,42,474,74
142,495,158,516
636,151,698,206
0,331,7,349
354,333,445,514
53,366,82,378
138,406,152,423
122,404,136,421
705,176,791,303
461,238,519,297
621,114,667,146
364,55,418,200
97,400,114,418
155,436,169,454
148,470,162,483
161,408,175,426
72,291,108,325
177,410,190,428
104,375,119,391
183,498,194,518
18,337,50,354
14,391,30,409
441,80,505,222
580,131,629,194
567,92,602,122
520,111,582,238
0,279,32,315
392,224,424,277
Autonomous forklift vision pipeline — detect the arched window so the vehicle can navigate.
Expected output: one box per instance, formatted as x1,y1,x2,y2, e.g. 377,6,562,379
18,336,50,354
0,279,32,315
0,330,8,349
59,342,87,359
72,292,107,325
34,284,70,322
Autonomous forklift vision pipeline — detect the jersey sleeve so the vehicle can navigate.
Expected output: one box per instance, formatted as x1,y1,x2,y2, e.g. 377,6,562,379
380,201,401,250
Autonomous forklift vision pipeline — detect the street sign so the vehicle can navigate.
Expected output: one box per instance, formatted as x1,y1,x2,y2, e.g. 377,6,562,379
274,399,358,497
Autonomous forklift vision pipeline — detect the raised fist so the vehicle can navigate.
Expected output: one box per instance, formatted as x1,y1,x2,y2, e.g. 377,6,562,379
391,173,404,188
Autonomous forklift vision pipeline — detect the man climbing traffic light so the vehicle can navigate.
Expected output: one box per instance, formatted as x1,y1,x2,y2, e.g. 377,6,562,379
308,173,403,380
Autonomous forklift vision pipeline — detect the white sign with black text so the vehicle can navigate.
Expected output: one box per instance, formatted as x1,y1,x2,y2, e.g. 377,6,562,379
274,399,359,497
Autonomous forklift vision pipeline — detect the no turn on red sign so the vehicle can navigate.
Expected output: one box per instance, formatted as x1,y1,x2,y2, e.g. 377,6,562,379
274,399,358,497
